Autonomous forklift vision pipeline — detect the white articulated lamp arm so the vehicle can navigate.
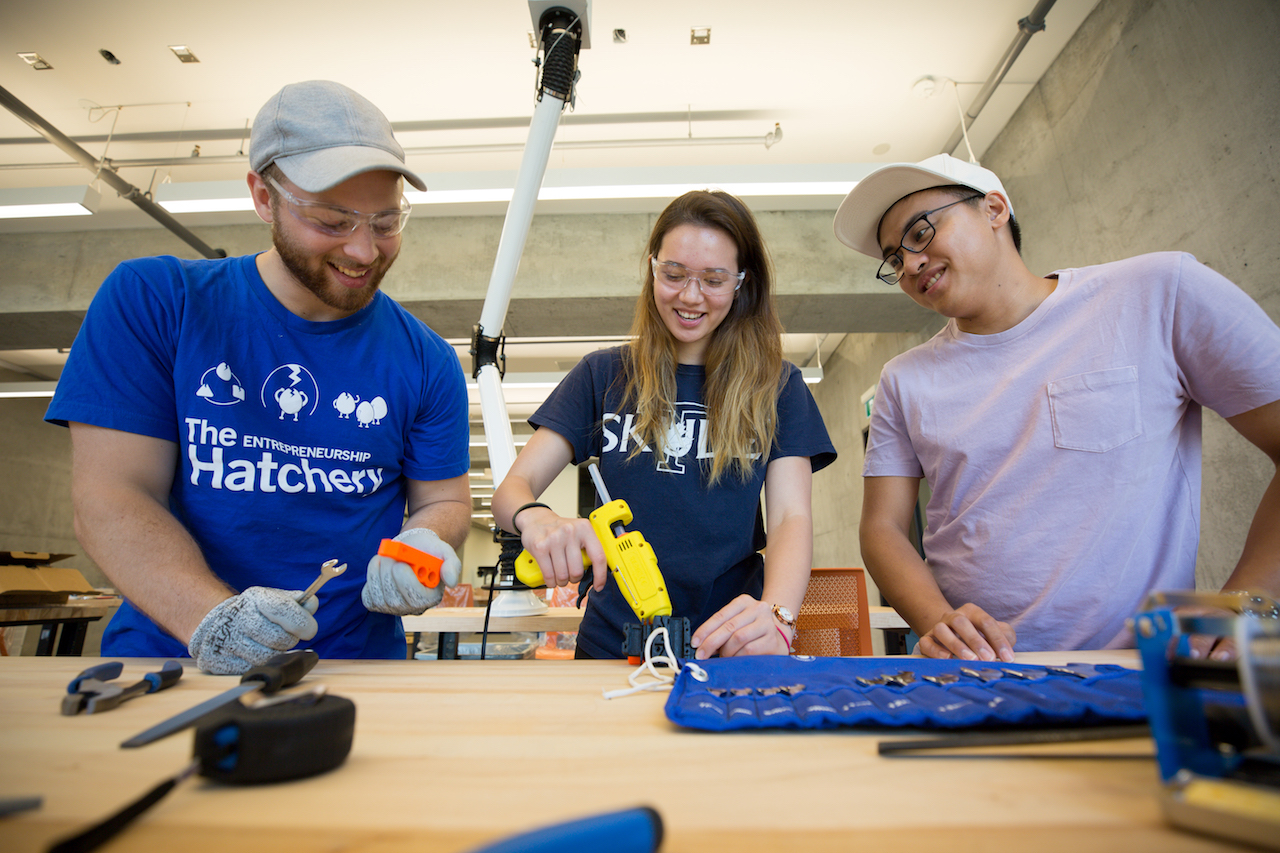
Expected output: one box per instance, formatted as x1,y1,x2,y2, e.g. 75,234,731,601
472,2,590,618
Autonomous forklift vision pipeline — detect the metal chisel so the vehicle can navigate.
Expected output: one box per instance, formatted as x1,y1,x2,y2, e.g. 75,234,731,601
120,649,318,748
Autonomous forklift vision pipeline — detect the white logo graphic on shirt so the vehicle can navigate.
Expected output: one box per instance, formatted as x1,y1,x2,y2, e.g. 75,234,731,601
184,417,384,495
657,417,697,474
354,396,388,428
196,362,246,406
333,392,358,419
601,400,713,475
261,364,319,423
332,393,388,428
274,387,309,421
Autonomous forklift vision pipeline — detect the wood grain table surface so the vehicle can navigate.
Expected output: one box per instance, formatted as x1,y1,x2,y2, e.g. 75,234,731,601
0,650,1240,853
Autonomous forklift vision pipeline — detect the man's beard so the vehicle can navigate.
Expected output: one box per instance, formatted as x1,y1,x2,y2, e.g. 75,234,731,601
272,221,396,315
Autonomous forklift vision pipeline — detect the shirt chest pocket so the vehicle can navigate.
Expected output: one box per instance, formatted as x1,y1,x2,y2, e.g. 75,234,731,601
1047,366,1142,453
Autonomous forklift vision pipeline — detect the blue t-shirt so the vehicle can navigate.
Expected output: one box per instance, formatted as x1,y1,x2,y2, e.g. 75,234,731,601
531,346,836,658
46,253,470,660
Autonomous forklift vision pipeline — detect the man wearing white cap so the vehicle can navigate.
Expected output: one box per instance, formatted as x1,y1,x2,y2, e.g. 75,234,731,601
48,81,471,673
833,154,1280,661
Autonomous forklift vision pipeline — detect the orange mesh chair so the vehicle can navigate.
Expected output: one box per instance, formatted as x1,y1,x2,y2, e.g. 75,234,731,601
791,567,872,656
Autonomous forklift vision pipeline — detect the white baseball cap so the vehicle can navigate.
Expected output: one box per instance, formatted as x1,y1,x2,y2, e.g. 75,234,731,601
833,154,1012,259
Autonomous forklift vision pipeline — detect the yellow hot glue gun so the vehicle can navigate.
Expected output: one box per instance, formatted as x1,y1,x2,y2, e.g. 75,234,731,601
514,464,672,622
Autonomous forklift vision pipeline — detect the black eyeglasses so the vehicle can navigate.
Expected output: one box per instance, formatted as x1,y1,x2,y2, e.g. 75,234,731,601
877,195,983,286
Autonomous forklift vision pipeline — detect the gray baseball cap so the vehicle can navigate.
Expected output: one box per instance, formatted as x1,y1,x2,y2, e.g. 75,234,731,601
249,80,426,193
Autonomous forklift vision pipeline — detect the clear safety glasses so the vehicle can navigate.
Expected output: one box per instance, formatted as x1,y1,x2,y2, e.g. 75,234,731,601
651,258,744,296
266,174,411,239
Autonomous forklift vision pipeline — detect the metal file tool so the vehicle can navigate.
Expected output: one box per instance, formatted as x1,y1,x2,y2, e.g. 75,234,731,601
120,649,319,748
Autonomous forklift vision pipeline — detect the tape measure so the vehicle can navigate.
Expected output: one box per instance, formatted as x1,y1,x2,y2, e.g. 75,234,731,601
194,693,356,784
49,693,356,853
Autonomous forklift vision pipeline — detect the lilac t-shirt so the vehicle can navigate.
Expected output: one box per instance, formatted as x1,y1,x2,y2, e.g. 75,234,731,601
864,252,1280,650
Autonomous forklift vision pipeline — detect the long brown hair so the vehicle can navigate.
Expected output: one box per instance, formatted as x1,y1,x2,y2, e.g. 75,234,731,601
621,190,784,484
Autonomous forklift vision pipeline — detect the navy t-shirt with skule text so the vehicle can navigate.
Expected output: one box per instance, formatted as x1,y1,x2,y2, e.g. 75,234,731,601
530,346,835,658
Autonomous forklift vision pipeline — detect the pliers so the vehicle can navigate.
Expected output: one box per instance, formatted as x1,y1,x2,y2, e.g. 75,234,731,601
61,660,184,715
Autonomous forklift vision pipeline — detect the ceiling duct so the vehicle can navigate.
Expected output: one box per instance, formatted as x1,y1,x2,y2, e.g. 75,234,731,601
941,0,1056,156
0,84,225,259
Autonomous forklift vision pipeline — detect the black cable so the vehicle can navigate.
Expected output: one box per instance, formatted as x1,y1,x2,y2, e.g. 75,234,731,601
481,569,495,660
479,554,550,661
46,760,198,853
536,10,582,103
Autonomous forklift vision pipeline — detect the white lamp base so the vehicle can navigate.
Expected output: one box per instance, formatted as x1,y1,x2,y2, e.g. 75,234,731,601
488,589,549,617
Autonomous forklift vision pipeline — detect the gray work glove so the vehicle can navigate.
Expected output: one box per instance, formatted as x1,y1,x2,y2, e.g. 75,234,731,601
361,528,462,616
187,586,319,675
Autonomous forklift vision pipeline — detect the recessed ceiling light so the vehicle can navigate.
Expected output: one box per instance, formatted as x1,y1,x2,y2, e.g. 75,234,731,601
612,28,627,43
17,52,53,71
690,27,711,45
168,45,200,64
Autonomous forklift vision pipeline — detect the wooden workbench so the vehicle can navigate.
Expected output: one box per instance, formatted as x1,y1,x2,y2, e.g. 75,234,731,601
0,651,1238,853
402,605,910,658
0,598,116,656
402,605,908,633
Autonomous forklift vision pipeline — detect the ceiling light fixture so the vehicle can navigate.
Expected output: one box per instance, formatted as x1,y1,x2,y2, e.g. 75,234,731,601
469,434,532,448
691,28,711,45
9,120,784,175
0,382,58,399
0,184,101,219
155,164,867,215
168,45,199,63
17,52,53,71
410,180,851,206
154,181,253,213
465,373,564,392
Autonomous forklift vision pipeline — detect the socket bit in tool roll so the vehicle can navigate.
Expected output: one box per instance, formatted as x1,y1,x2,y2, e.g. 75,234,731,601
121,649,319,748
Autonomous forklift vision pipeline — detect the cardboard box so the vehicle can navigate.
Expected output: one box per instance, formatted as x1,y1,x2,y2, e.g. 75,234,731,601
0,551,95,606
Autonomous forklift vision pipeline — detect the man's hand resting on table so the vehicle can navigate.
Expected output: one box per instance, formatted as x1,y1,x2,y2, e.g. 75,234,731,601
915,602,1016,662
188,586,319,675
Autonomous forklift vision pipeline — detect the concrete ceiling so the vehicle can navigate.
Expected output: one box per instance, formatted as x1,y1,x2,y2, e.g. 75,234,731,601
0,0,1101,521
1,0,1099,223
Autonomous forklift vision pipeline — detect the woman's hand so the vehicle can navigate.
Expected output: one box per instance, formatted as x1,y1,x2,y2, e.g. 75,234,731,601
690,594,792,660
518,508,608,591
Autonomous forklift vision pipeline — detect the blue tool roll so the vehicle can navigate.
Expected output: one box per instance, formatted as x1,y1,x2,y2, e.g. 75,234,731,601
664,656,1146,732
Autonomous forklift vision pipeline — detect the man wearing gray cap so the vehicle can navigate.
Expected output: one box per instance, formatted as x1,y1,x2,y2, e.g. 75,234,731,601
47,81,471,674
833,154,1280,663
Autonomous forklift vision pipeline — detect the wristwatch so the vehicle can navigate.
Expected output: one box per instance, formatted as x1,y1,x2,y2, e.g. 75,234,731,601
771,604,797,630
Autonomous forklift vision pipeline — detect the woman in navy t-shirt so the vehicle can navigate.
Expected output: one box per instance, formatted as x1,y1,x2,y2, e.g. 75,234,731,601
493,191,836,659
